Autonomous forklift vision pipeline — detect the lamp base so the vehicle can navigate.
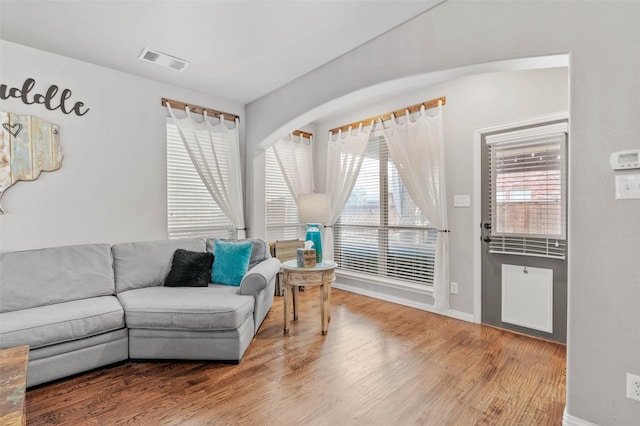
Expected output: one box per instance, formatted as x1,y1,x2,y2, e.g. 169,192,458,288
305,223,323,263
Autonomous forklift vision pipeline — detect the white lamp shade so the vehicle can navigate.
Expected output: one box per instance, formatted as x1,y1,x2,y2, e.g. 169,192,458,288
298,193,331,224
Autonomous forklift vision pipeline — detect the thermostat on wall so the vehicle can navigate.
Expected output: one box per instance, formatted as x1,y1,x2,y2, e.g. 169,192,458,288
610,149,640,170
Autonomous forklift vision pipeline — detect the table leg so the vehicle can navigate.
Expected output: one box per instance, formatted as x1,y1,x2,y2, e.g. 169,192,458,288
293,285,300,320
328,284,332,322
283,284,290,334
321,282,329,335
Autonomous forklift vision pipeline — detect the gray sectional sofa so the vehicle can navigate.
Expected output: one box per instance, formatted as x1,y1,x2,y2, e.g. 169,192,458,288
0,237,280,387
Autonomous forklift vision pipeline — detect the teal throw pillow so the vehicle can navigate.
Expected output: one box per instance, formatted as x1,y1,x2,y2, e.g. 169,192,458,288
211,239,254,286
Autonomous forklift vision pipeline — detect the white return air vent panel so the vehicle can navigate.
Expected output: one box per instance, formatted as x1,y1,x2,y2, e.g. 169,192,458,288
138,48,189,71
501,264,553,333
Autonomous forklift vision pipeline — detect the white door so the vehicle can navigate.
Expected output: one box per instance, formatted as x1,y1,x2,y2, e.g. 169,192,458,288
480,119,568,343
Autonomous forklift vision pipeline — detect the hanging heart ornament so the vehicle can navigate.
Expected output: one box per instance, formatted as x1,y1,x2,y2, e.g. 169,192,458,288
2,122,23,137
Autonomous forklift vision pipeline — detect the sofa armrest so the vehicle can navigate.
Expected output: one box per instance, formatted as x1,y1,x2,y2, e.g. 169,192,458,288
238,258,281,296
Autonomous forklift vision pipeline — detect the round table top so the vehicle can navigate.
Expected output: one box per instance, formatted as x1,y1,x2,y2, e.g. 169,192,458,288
281,259,337,271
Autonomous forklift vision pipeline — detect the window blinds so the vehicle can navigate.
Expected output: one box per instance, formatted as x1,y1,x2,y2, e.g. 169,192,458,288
265,146,305,241
486,122,568,259
334,134,437,286
166,120,234,239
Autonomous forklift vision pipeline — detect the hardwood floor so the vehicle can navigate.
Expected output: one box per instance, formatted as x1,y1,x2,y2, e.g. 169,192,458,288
25,287,566,425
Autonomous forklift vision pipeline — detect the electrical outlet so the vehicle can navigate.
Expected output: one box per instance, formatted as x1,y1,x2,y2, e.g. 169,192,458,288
627,373,640,402
450,281,459,295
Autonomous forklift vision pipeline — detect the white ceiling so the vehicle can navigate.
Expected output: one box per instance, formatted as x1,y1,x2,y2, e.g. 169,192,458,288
0,0,443,104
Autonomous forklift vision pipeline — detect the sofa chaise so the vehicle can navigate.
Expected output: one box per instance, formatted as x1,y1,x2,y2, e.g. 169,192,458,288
0,237,280,387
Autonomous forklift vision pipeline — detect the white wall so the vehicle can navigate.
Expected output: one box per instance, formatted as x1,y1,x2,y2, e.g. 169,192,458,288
313,67,569,315
245,2,640,424
0,41,244,252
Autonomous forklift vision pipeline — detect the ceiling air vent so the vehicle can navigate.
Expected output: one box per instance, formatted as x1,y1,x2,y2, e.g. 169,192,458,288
138,48,189,72
169,60,188,71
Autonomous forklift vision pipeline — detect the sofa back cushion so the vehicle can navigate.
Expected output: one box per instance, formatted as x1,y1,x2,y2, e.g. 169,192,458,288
112,238,205,293
206,238,269,270
0,244,114,313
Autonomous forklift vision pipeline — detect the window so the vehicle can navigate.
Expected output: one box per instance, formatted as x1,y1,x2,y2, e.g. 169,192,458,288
265,146,306,241
487,122,568,258
334,134,437,287
166,119,234,239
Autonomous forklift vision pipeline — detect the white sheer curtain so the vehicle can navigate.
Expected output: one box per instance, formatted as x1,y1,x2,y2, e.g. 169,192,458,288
272,133,314,202
166,104,246,239
324,124,371,261
380,102,449,310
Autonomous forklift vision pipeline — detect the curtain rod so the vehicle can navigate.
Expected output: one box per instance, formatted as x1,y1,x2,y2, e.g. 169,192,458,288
328,96,445,135
292,130,313,139
162,97,240,122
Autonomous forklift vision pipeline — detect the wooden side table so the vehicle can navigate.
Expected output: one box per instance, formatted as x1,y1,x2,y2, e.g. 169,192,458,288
0,345,29,426
281,260,337,335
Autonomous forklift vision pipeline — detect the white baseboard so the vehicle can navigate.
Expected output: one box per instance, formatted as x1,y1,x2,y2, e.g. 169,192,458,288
563,408,599,426
332,282,475,323
445,308,475,322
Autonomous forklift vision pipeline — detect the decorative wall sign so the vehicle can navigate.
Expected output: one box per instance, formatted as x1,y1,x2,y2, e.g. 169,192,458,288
0,78,90,117
0,111,63,213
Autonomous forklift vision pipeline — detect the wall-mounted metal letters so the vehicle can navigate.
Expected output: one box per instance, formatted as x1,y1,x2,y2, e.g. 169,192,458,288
0,78,90,117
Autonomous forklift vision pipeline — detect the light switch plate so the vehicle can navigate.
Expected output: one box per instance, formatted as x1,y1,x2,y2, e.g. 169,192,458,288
454,195,471,207
615,173,640,199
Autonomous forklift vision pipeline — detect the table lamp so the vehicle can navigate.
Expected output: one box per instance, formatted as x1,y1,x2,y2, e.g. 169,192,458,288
298,193,331,263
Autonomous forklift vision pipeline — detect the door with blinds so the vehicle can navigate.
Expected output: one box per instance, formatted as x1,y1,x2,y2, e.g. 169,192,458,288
480,120,568,343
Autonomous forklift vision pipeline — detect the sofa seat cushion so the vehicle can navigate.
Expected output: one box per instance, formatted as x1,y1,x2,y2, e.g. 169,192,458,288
117,286,254,331
0,296,124,350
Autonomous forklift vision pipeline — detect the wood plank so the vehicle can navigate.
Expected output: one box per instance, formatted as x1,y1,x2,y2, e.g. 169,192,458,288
10,114,32,183
0,111,11,193
0,345,29,426
50,125,61,169
30,115,49,178
25,289,566,425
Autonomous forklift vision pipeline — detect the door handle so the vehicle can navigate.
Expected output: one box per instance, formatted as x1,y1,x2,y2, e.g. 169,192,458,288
483,236,491,243
483,222,492,229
